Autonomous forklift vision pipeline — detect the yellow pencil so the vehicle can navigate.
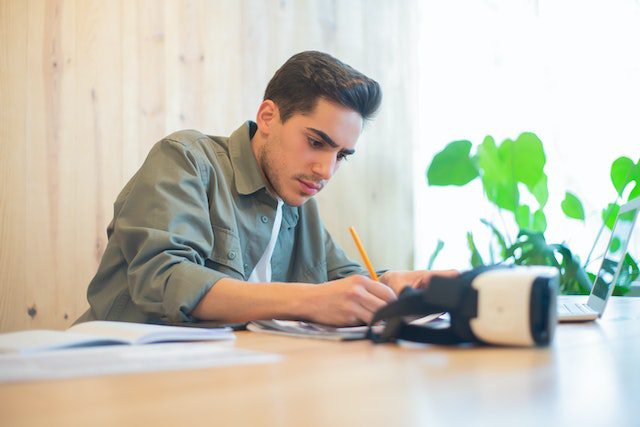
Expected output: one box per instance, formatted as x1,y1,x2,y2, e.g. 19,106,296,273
348,226,379,281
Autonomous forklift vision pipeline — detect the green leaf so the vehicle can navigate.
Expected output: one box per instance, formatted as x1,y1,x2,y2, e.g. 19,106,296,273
515,205,531,230
511,132,546,188
478,136,519,212
629,183,640,200
611,157,635,196
532,210,547,233
480,218,508,259
610,236,621,253
488,243,495,264
466,232,485,267
506,231,556,267
613,253,638,295
619,208,637,223
622,253,640,284
427,140,479,186
529,174,549,209
561,192,585,220
602,203,620,230
427,239,444,270
552,243,592,294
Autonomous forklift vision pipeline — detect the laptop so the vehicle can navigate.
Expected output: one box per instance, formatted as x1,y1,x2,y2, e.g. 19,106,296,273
558,197,640,322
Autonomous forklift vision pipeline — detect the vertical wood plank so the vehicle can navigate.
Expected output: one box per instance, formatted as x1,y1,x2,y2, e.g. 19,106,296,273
0,0,28,332
164,0,207,133
51,0,79,326
122,0,140,177
73,0,123,327
24,0,50,330
25,0,77,328
201,0,243,135
136,0,166,157
123,0,166,176
240,0,273,118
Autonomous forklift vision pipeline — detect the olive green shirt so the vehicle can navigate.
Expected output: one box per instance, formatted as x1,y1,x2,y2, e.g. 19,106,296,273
77,121,365,324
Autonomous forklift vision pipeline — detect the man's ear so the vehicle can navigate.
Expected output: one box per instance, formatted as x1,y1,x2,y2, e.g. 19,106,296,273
256,100,280,135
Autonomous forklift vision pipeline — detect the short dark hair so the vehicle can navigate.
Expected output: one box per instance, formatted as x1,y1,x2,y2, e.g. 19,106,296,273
264,51,382,122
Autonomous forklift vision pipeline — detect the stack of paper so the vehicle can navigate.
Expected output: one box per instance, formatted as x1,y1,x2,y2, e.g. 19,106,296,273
248,320,372,340
0,321,279,383
247,313,446,341
0,343,280,383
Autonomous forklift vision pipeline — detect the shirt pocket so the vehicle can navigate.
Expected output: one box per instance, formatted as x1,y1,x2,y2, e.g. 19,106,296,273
207,225,245,279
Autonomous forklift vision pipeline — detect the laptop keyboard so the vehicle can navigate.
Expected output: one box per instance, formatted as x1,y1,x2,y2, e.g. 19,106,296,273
558,302,597,315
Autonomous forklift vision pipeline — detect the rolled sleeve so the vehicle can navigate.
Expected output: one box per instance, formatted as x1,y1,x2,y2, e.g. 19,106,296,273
114,137,221,322
163,261,227,322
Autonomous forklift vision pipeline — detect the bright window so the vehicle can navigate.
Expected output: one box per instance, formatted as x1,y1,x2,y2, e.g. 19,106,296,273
413,1,640,271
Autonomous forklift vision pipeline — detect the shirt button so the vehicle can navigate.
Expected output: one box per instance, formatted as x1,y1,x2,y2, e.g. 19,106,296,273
260,215,269,223
227,251,237,260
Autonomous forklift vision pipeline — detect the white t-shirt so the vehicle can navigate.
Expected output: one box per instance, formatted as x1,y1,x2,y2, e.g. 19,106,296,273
248,199,284,282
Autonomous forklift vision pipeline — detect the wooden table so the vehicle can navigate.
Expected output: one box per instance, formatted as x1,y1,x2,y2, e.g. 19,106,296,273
2,297,639,427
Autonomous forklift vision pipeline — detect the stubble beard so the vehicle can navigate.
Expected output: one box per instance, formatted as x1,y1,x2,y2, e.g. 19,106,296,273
259,142,290,203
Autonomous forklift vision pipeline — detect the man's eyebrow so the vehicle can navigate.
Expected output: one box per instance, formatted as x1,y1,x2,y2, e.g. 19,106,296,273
306,127,355,155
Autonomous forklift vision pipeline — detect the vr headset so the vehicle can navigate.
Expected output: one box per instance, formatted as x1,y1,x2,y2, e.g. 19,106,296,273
368,265,558,347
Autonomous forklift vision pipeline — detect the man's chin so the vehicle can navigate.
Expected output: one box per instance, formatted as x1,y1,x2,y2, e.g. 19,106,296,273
280,192,312,207
284,195,309,207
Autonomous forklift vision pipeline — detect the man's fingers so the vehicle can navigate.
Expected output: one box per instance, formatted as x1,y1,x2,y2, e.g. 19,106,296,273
351,303,374,325
411,269,460,288
355,288,389,313
363,279,398,303
440,269,460,277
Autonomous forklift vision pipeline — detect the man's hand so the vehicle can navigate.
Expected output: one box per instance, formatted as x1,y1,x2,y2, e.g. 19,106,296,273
306,275,397,326
379,269,459,295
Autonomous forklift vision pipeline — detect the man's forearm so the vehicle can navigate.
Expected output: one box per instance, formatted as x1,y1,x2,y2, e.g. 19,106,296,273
190,277,317,322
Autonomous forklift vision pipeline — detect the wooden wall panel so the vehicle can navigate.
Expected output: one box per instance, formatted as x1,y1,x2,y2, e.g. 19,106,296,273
201,1,243,135
0,0,28,332
0,0,417,332
123,0,167,175
24,0,77,329
74,0,124,325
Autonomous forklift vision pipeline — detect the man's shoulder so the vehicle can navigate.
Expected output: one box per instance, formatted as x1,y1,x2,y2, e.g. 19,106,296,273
155,129,232,170
162,129,227,151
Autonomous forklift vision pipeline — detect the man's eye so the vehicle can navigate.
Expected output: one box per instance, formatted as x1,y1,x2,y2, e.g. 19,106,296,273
308,137,323,149
337,152,350,161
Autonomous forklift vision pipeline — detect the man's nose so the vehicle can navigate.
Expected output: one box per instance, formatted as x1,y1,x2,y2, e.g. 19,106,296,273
312,152,337,180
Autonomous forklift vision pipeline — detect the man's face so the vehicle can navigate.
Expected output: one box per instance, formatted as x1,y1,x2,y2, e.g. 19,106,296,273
255,98,363,206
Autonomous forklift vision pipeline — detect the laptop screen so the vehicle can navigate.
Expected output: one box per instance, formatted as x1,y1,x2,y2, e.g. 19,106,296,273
591,203,639,300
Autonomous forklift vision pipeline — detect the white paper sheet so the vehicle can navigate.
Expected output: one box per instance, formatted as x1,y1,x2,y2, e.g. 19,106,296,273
0,342,280,383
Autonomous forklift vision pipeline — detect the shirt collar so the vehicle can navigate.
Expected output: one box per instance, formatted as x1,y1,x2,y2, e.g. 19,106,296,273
229,121,266,196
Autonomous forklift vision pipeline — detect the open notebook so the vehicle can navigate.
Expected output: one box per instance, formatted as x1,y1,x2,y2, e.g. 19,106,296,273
0,321,234,354
247,313,444,341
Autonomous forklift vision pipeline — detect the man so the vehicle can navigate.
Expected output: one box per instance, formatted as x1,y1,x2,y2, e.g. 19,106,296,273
77,51,454,326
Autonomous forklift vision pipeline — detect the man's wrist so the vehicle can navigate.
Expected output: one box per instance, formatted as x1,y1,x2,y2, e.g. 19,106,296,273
282,282,319,321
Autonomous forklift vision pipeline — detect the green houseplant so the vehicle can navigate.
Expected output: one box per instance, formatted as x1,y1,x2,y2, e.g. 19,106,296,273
426,132,639,295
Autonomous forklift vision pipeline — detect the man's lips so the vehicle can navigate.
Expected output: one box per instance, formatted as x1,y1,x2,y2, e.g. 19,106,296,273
298,178,321,195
